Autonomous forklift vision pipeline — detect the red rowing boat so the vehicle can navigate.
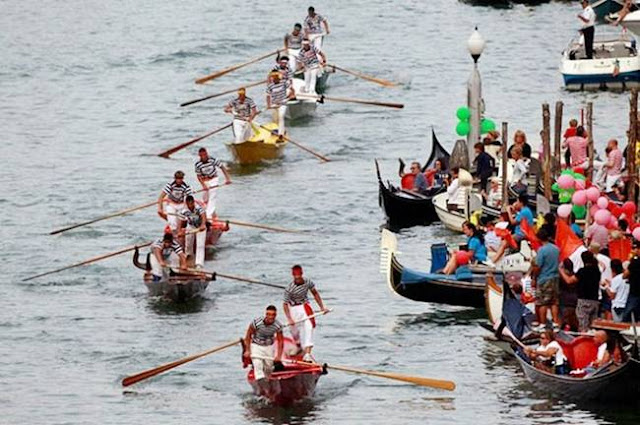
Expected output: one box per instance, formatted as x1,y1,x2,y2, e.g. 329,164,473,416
244,338,326,406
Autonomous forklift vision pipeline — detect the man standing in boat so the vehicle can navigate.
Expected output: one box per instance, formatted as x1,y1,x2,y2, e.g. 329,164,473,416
157,170,193,232
578,0,596,59
283,265,328,362
178,195,207,269
304,6,330,50
296,39,327,95
266,71,295,139
243,305,284,387
150,232,188,280
224,87,258,143
272,55,294,83
195,147,231,220
284,23,304,71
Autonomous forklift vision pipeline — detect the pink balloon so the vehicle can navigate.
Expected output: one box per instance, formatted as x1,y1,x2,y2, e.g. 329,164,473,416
557,175,575,190
572,190,587,206
597,196,609,209
575,179,586,190
586,187,601,203
608,216,618,229
633,227,640,241
557,204,573,218
590,204,600,218
594,209,611,226
623,201,637,215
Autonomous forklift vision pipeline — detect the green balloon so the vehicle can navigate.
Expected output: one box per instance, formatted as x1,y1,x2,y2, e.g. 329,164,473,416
552,183,559,192
572,204,586,219
559,192,572,203
456,121,470,136
561,169,573,176
480,118,496,134
574,174,586,181
456,107,471,121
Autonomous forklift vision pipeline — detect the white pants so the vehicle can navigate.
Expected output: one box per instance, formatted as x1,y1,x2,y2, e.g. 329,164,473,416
303,67,319,94
605,174,622,192
232,119,251,142
150,251,179,279
165,202,184,231
271,105,287,135
251,343,274,381
287,48,300,74
185,227,206,267
288,303,314,349
308,33,323,50
201,176,219,218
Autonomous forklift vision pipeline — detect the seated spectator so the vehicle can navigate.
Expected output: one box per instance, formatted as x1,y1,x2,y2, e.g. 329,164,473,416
491,194,534,263
586,331,612,371
484,220,502,253
407,162,428,194
510,146,530,196
445,167,461,210
442,249,473,280
604,259,629,322
424,158,448,188
507,130,532,159
524,330,569,375
483,177,502,209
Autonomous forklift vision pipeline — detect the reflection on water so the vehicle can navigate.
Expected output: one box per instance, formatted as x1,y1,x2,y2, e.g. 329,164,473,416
146,295,213,315
393,307,487,332
242,396,321,425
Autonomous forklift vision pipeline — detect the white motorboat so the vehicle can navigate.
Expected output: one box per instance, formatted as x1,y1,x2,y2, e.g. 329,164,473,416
622,10,640,37
560,29,640,90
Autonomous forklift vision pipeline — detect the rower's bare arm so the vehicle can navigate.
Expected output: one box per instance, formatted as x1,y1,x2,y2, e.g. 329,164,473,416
249,106,258,122
197,174,207,187
284,35,289,50
157,192,167,219
266,94,272,109
319,51,327,65
178,252,187,269
153,247,165,267
199,213,207,230
275,331,284,361
243,326,254,358
283,303,294,325
323,20,330,34
311,288,326,310
221,164,232,184
224,104,232,113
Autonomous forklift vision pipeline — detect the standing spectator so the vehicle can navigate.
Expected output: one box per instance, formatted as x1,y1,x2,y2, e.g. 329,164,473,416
509,147,530,196
560,251,601,332
605,259,629,322
623,240,640,321
473,142,495,192
507,130,532,159
578,0,596,60
586,222,610,254
532,229,561,327
559,259,579,331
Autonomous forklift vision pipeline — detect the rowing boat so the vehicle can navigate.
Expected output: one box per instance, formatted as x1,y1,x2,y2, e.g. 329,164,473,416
244,337,325,406
226,122,287,165
286,78,318,120
133,248,212,302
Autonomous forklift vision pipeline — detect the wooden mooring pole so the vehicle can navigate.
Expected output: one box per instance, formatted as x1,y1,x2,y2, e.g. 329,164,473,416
501,122,508,212
542,103,552,200
554,101,563,177
629,90,638,216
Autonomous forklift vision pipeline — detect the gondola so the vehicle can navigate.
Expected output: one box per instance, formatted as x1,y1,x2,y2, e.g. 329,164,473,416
379,229,531,308
243,337,326,406
133,248,212,302
375,129,450,229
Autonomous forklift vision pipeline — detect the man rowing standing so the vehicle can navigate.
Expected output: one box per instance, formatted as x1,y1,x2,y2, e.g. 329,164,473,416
283,265,328,362
224,87,258,143
266,71,295,139
150,232,188,280
304,6,330,50
158,170,193,232
178,195,207,269
243,305,284,388
195,147,231,220
296,39,326,95
284,23,304,71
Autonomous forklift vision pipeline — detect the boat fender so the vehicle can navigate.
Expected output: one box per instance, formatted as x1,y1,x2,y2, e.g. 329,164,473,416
321,363,329,375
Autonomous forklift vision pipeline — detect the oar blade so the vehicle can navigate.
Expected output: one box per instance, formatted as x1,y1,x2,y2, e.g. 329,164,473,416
326,364,456,391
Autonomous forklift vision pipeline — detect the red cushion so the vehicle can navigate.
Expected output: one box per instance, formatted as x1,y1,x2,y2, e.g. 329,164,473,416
557,337,598,370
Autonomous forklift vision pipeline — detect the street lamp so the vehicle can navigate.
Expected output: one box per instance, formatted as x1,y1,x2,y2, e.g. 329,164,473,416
466,27,486,165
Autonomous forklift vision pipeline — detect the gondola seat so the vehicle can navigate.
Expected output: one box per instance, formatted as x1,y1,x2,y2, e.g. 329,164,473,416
557,336,598,370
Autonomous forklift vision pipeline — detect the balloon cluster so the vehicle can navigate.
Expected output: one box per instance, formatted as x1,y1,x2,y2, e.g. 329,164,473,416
455,107,496,137
551,169,591,219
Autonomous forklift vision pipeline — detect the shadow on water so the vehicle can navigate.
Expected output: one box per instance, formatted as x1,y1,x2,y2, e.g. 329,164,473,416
393,307,486,331
145,296,213,315
227,161,283,177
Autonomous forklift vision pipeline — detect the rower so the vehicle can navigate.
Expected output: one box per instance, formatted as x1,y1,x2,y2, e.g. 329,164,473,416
282,265,328,362
296,38,326,95
266,71,295,139
304,6,330,50
243,305,284,386
195,147,231,220
224,87,258,143
178,195,207,269
284,23,304,71
272,55,294,82
150,232,187,280
157,171,193,232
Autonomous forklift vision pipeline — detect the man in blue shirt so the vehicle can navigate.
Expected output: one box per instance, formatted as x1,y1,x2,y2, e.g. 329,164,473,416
510,194,534,241
409,162,428,194
532,228,561,327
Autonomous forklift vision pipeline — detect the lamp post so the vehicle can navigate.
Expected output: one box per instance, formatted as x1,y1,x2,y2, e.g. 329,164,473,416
466,27,486,164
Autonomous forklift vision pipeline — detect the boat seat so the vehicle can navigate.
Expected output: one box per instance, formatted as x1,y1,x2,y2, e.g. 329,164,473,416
430,243,449,273
556,336,598,370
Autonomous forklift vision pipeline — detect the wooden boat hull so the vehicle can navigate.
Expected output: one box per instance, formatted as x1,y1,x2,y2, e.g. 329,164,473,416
144,278,209,302
247,364,324,406
226,123,287,165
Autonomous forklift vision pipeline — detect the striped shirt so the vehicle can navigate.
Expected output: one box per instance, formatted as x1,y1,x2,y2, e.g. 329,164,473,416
195,156,222,179
251,317,283,346
180,205,205,228
227,96,256,121
152,238,184,259
283,278,315,305
272,64,293,81
285,32,303,49
297,46,322,69
266,79,292,106
304,14,327,34
163,181,193,203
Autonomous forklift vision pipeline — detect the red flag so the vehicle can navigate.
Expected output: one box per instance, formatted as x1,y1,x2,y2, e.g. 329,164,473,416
520,219,542,251
495,227,518,249
555,220,585,261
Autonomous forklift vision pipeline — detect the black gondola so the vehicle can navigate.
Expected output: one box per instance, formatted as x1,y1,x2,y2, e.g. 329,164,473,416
376,130,450,229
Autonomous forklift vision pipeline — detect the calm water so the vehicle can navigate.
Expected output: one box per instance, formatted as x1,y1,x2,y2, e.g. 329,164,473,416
2,0,638,424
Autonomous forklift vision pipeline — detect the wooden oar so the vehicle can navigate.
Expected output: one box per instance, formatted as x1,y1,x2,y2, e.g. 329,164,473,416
49,184,226,235
122,339,243,387
221,219,304,234
328,63,398,87
258,124,330,162
22,242,153,282
195,49,280,85
122,309,331,387
157,123,232,158
180,80,267,107
179,268,285,289
297,93,404,109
